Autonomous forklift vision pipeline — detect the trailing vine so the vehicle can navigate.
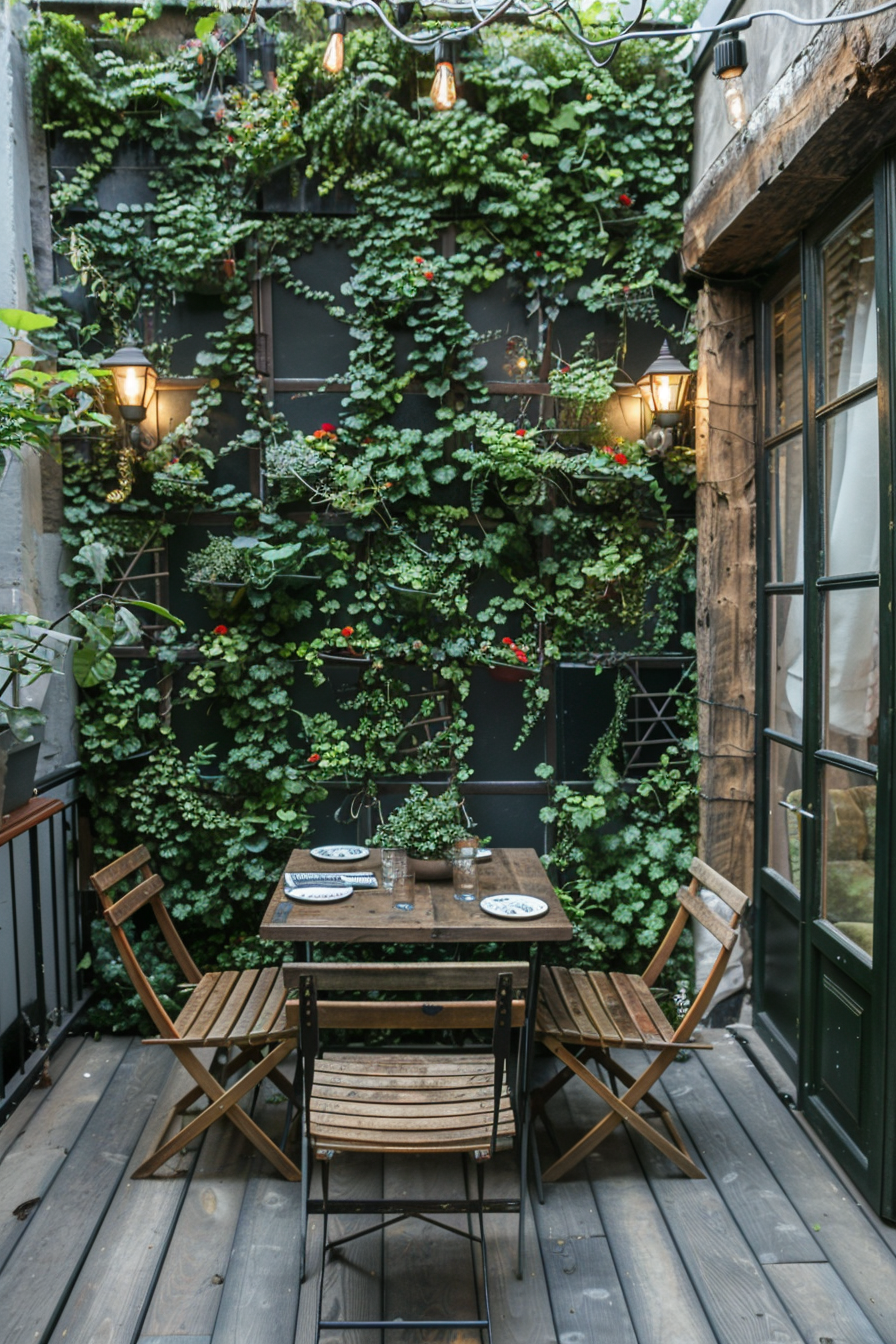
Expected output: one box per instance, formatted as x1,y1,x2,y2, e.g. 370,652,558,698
27,5,698,1028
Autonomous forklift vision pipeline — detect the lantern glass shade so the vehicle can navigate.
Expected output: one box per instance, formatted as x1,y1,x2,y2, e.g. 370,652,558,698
636,340,690,427
102,346,158,422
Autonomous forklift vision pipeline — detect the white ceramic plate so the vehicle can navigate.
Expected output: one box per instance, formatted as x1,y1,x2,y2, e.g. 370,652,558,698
309,845,370,862
285,882,353,903
480,894,549,920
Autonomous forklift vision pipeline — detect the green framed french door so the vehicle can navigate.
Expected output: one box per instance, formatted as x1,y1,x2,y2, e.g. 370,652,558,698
755,164,896,1217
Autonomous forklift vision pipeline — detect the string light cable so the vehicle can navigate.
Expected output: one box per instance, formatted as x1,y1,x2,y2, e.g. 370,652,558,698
315,0,896,67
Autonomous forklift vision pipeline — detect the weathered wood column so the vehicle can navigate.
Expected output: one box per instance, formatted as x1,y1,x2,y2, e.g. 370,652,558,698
695,282,757,897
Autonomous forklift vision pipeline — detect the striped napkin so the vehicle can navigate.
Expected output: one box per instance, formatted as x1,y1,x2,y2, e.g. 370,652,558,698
284,871,378,890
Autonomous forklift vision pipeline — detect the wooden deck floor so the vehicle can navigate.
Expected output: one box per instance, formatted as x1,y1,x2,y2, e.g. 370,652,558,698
1,1027,895,1344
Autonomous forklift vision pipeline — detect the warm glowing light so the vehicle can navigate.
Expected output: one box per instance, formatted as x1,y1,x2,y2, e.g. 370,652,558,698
516,356,528,370
431,61,457,111
322,31,344,75
723,78,748,131
102,345,158,422
636,341,690,427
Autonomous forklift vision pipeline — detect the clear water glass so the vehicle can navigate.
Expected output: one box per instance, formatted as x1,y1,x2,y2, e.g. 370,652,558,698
381,847,407,892
392,873,415,911
452,856,478,903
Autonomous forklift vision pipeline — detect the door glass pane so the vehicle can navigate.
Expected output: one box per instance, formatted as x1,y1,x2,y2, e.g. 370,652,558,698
822,202,876,401
770,592,804,737
824,587,879,762
823,395,879,577
768,739,803,887
769,434,803,584
821,764,875,960
771,284,802,435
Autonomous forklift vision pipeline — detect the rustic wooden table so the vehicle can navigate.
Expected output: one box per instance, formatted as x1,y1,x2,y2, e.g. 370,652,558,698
259,846,571,948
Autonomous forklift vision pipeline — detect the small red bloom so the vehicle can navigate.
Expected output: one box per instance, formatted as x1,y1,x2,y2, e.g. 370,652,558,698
535,250,542,258
307,753,321,763
413,255,424,263
423,271,435,280
227,135,235,144
515,428,527,437
319,422,337,433
614,452,628,465
213,624,228,635
341,626,354,638
516,650,528,663
618,193,633,207
521,152,529,161
502,636,513,645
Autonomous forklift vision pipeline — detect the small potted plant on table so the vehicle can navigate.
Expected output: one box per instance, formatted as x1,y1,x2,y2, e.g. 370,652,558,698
368,783,476,881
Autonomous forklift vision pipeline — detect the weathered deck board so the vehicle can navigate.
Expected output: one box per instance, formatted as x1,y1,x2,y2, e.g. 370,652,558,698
0,1040,173,1344
557,1074,718,1344
3,1029,896,1344
700,1033,896,1344
0,1036,131,1274
654,1051,825,1265
0,1035,86,1163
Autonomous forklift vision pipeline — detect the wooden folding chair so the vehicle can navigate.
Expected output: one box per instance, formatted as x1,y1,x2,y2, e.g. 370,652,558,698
284,961,528,1344
90,845,300,1181
531,856,747,1183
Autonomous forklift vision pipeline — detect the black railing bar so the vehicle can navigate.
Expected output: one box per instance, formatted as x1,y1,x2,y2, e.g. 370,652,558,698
62,807,76,1007
49,814,64,1018
28,826,48,1056
35,762,82,792
0,995,93,1128
7,843,25,1087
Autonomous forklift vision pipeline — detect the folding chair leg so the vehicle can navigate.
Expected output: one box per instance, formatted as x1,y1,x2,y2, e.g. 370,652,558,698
539,1038,704,1183
132,1040,300,1180
529,1114,545,1205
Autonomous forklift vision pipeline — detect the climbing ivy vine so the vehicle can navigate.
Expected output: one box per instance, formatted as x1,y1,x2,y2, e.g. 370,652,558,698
27,5,698,1027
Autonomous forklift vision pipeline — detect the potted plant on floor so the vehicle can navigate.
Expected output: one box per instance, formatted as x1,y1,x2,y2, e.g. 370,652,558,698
367,783,476,880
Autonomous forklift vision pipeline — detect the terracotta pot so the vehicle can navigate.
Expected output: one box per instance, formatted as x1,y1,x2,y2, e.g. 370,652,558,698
408,856,452,881
489,664,533,684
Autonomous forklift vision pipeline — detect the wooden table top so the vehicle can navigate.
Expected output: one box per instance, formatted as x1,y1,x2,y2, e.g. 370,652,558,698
259,847,572,945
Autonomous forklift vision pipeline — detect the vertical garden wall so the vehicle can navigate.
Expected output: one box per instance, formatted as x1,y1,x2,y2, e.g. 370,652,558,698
26,5,698,1025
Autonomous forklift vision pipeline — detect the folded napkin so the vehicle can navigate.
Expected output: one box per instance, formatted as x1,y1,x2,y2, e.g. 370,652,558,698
285,871,378,889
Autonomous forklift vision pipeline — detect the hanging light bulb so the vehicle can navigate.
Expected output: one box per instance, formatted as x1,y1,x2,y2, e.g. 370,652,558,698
430,42,457,112
322,11,346,75
713,37,748,132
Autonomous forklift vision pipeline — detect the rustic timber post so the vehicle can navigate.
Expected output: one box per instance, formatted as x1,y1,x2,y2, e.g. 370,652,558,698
694,282,757,898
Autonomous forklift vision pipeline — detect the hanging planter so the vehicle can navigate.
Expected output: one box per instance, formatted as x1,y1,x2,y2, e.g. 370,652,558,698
488,664,536,684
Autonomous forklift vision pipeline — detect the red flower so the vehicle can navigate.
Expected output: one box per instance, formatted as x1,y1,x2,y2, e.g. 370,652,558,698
341,626,354,638
614,452,628,465
423,271,435,280
515,428,527,437
413,255,424,263
307,753,321,763
227,135,235,144
618,193,633,207
502,636,513,645
521,153,529,161
319,422,337,433
515,650,528,663
213,624,228,635
535,250,542,258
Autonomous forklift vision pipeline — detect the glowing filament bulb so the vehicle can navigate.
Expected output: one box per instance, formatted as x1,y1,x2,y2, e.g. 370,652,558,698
322,31,344,75
431,61,457,112
122,366,141,401
723,77,748,131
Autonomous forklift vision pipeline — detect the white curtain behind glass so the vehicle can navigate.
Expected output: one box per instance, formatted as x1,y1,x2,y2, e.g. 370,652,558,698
781,242,879,742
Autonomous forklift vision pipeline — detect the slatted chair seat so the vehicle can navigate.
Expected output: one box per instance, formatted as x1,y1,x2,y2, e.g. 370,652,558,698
91,846,300,1182
308,1052,516,1153
532,857,747,1185
284,961,528,1343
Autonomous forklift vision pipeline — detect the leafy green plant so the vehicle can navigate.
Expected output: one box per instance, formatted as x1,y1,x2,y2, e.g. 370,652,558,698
368,784,476,859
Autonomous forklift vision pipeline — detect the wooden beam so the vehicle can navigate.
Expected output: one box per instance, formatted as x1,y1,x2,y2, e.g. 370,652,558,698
682,8,896,275
695,283,756,899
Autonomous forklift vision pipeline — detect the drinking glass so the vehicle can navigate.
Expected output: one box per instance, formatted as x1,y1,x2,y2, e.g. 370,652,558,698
381,847,407,892
392,873,416,911
452,855,479,903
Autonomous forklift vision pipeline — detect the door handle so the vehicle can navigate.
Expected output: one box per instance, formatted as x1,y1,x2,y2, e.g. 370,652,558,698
778,799,814,819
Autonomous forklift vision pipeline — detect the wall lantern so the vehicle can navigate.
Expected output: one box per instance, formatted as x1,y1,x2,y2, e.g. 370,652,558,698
713,36,749,131
637,340,691,457
101,344,158,503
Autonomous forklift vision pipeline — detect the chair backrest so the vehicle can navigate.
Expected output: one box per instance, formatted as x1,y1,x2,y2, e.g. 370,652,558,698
641,856,748,1044
90,845,203,1039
